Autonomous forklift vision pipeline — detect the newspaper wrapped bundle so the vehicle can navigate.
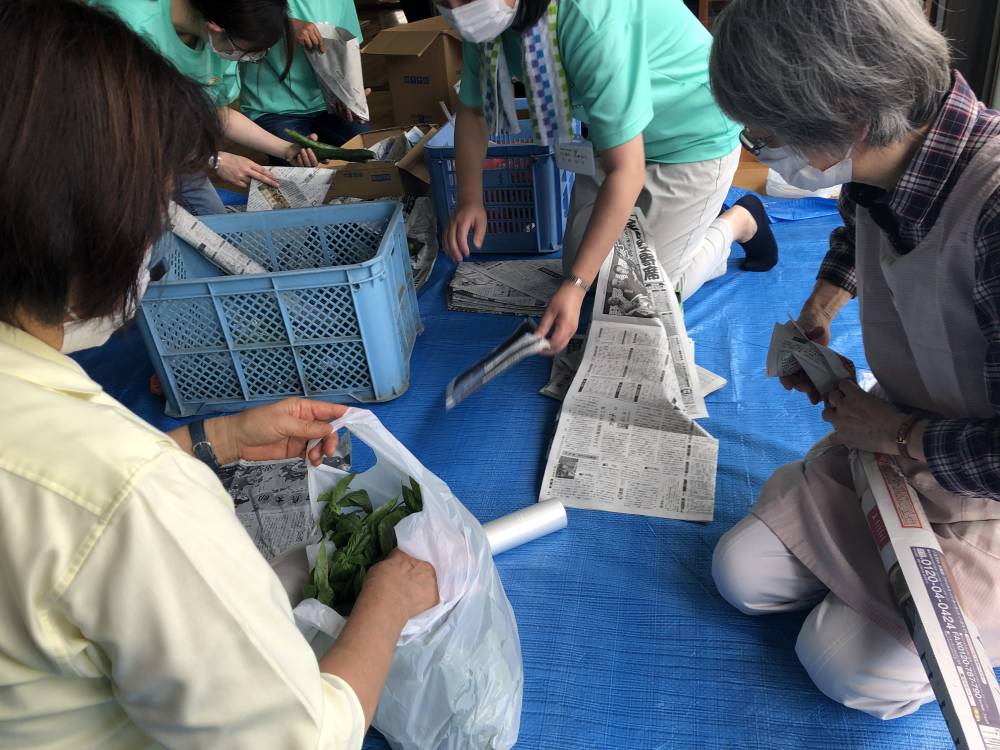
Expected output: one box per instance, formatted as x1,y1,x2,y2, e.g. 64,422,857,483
765,319,1000,750
306,24,369,122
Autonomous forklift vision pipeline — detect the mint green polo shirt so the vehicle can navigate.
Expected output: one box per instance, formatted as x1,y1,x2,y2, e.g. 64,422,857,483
239,0,362,122
91,0,240,106
459,0,741,164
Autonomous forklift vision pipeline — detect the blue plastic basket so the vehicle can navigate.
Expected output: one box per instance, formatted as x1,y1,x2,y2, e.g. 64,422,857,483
426,115,576,254
137,202,421,418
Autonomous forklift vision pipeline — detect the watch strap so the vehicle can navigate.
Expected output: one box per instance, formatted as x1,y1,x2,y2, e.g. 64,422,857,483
189,419,222,472
564,275,591,293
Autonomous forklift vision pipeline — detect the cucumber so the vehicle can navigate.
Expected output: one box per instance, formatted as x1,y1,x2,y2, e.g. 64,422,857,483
284,129,376,163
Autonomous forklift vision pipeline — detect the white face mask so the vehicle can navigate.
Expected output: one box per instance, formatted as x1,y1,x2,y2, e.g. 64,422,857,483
207,29,266,62
756,144,854,192
437,0,517,43
61,250,152,354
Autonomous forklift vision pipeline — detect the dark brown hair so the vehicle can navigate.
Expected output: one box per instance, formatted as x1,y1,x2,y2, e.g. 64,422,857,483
190,0,295,79
511,0,548,32
0,0,220,328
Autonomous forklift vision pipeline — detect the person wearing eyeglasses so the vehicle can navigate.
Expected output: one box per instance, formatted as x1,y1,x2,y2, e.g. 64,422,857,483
239,0,372,163
91,0,323,212
438,0,780,354
709,0,1000,720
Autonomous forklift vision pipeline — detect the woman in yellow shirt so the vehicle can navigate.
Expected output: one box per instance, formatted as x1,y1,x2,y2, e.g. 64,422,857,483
0,3,437,747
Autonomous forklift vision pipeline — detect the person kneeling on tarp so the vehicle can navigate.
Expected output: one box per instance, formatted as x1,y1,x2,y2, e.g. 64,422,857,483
438,0,780,354
0,3,438,747
708,0,1000,720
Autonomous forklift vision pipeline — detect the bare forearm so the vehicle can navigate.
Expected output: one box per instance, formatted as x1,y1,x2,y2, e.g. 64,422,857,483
218,107,291,159
804,279,853,322
318,588,408,728
454,104,488,206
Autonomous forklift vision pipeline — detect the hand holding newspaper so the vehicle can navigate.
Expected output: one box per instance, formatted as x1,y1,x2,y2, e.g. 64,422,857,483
445,319,551,410
538,211,719,522
765,321,1000,750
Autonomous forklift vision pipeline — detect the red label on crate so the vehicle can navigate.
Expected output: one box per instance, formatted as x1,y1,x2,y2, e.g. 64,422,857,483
876,453,922,529
866,506,890,550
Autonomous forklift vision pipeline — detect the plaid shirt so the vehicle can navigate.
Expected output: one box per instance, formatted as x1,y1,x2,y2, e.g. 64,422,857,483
818,72,1000,499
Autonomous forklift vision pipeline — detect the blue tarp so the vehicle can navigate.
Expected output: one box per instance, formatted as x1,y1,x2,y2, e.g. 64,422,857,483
74,191,992,749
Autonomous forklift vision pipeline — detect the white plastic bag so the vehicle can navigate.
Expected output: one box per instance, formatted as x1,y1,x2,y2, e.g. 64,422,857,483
293,408,523,749
307,24,369,122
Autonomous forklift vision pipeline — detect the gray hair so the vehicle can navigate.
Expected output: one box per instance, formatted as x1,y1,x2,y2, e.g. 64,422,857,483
710,0,952,154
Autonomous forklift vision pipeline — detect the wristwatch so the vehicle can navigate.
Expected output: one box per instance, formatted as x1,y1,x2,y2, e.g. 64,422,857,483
189,419,222,472
895,413,920,461
209,153,220,171
564,275,591,293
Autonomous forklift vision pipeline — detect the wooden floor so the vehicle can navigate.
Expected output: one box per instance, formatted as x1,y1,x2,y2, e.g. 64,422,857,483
732,148,768,193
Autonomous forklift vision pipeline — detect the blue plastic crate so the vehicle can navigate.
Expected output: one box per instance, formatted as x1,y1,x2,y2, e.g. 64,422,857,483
137,202,421,418
426,115,576,254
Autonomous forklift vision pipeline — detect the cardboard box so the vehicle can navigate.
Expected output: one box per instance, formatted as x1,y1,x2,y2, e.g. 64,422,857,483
323,125,437,200
362,16,463,126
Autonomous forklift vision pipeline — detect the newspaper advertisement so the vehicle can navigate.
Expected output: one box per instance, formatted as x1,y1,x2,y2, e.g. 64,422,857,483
854,452,1000,750
765,320,1000,749
595,212,707,419
539,212,718,521
247,167,334,212
218,437,351,562
448,260,562,316
446,319,550,410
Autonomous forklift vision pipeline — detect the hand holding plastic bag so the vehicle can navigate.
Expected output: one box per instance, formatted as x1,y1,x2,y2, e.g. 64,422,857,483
292,408,523,749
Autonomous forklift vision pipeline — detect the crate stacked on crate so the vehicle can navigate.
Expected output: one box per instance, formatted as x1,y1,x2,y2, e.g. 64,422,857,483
425,109,577,254
138,202,421,418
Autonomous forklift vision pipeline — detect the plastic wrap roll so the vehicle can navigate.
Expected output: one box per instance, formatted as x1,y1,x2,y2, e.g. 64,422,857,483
484,502,567,556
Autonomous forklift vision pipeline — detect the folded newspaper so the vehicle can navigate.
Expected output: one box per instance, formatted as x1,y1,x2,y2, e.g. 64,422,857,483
247,167,334,212
306,24,369,122
218,437,351,562
765,319,1000,750
448,260,563,316
539,211,719,522
446,319,551,410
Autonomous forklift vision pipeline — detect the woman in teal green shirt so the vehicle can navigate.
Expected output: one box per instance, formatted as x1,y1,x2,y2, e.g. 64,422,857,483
240,0,372,157
93,0,322,214
440,0,778,353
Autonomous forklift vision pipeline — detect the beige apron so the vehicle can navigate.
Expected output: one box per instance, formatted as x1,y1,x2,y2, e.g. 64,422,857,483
753,138,1000,659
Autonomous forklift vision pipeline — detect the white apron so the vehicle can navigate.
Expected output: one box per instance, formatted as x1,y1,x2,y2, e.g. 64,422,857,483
753,138,1000,658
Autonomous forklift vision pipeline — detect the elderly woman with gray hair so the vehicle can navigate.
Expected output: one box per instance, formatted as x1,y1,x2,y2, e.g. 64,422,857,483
708,0,1000,721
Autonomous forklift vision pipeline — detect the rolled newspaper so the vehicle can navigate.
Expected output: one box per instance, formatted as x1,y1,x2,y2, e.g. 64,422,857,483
483,501,568,556
168,202,267,276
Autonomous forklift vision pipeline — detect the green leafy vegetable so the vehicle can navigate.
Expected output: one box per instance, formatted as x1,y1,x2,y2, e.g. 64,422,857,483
303,475,425,615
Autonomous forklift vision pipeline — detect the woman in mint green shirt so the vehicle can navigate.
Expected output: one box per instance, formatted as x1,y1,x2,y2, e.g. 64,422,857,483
93,0,323,213
241,0,372,158
440,0,778,353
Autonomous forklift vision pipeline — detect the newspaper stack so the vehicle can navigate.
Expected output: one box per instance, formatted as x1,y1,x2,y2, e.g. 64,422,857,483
539,211,720,522
448,260,563,316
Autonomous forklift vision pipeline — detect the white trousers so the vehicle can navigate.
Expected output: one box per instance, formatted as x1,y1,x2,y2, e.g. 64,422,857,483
563,147,741,301
712,515,935,720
